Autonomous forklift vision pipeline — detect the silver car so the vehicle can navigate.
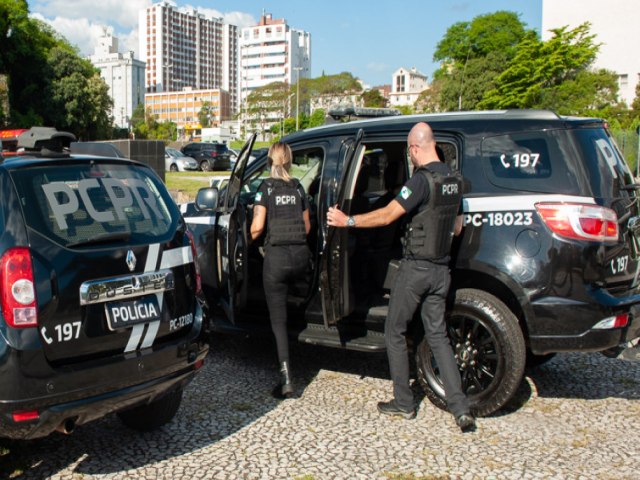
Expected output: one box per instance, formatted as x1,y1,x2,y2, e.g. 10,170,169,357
165,147,199,172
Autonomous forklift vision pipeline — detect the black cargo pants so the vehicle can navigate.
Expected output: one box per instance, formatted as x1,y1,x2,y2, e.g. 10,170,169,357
385,258,469,416
263,243,310,364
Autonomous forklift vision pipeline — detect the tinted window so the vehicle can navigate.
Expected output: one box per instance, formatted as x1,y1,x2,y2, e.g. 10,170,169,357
572,128,635,198
481,130,582,195
12,163,177,247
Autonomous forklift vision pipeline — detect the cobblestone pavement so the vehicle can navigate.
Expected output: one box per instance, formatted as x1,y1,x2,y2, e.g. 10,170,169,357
2,333,639,480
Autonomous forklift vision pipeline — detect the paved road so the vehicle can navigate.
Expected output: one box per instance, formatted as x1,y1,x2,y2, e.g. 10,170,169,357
2,333,639,479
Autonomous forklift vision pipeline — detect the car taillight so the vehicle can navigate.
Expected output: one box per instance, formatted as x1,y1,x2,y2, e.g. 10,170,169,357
185,230,201,294
1,247,38,327
535,203,619,243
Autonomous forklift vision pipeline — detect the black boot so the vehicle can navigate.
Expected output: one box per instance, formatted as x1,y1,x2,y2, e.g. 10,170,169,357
272,361,295,399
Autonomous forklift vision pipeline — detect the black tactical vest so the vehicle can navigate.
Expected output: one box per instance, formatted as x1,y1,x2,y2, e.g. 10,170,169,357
403,166,463,260
264,178,307,246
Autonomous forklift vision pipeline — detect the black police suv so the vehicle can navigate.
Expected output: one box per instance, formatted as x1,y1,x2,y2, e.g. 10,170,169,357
0,128,208,439
185,110,640,416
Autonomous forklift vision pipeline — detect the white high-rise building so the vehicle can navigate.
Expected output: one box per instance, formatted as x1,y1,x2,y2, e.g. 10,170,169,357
89,31,145,129
389,67,428,107
139,1,239,113
240,12,311,105
542,0,640,107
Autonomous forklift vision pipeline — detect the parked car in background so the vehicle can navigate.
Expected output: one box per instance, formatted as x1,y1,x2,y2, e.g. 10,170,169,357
0,127,208,440
181,142,231,171
165,147,198,172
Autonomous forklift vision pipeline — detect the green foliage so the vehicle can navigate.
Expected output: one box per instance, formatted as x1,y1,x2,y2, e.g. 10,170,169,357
479,23,601,110
198,101,214,128
361,89,388,108
308,108,326,128
433,11,530,66
0,1,113,137
430,11,534,112
438,50,511,111
132,106,176,142
47,47,113,139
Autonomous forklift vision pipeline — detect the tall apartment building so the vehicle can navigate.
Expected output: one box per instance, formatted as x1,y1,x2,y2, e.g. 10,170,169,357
389,67,428,107
542,0,640,107
240,12,311,105
139,1,239,113
89,32,145,129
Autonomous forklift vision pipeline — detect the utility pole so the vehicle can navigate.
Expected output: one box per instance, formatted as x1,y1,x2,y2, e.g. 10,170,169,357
294,66,303,131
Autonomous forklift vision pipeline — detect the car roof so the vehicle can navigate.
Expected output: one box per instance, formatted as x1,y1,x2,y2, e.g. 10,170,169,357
1,153,143,169
281,109,604,143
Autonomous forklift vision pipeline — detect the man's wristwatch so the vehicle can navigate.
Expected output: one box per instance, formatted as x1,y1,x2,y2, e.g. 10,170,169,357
346,216,356,227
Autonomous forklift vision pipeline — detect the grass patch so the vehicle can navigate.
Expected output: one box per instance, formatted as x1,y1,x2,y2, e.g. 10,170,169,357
165,171,225,201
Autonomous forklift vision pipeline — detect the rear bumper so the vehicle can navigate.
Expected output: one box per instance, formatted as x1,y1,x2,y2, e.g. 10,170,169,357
528,288,640,355
0,339,208,440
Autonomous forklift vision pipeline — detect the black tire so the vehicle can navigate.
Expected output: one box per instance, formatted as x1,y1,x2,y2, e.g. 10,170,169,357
117,388,183,431
200,160,211,172
526,351,556,368
170,163,179,172
415,288,526,417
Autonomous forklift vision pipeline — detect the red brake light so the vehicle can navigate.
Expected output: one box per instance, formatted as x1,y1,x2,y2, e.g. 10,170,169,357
12,410,39,422
1,247,38,327
535,203,619,243
185,230,201,294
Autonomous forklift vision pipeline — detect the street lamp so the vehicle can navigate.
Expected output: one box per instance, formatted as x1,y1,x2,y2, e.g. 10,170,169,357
294,66,304,131
281,93,295,137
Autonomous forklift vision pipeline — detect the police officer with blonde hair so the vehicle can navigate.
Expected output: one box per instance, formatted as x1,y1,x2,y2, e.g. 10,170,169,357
251,141,311,398
327,122,475,432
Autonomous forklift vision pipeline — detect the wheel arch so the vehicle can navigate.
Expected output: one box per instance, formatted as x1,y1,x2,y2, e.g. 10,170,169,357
451,267,532,345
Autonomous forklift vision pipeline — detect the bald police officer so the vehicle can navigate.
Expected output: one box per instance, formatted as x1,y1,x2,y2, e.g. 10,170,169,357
327,122,475,432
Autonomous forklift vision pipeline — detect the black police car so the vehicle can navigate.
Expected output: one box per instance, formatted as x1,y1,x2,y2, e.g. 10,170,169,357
185,110,640,416
0,128,208,439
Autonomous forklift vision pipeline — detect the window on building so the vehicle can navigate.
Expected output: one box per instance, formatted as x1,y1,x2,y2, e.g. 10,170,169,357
619,74,629,87
396,75,405,93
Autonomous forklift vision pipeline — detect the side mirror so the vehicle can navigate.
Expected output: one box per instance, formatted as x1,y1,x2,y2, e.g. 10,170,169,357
195,187,219,212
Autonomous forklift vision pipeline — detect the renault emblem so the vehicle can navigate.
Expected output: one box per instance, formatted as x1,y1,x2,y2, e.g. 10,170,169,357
126,250,137,272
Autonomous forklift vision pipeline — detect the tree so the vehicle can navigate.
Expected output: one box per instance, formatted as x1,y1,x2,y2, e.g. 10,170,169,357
198,101,214,128
0,2,114,136
430,11,534,111
434,11,531,67
46,46,113,139
245,81,290,140
361,89,387,108
478,23,608,113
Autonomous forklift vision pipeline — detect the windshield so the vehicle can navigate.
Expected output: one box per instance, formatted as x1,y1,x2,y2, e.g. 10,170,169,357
11,162,178,248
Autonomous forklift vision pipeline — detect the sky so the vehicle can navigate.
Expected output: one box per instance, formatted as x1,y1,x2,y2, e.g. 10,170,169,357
27,0,542,87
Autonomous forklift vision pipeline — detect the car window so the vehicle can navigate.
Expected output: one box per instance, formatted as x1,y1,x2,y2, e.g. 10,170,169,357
573,128,635,198
481,130,582,195
12,163,177,248
239,147,324,204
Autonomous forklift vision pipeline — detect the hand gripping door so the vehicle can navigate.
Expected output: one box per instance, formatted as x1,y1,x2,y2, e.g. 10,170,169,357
320,129,365,326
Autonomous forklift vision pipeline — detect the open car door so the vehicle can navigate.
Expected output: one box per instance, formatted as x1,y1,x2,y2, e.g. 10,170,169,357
213,133,257,324
320,129,365,326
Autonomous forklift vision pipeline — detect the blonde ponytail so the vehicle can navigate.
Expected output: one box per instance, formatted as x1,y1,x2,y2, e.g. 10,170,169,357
268,142,292,181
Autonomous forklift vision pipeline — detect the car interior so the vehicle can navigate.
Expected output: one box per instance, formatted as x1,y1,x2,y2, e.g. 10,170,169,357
236,140,458,324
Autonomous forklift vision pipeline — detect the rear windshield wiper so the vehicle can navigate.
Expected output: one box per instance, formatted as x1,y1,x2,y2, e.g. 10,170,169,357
67,232,131,248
